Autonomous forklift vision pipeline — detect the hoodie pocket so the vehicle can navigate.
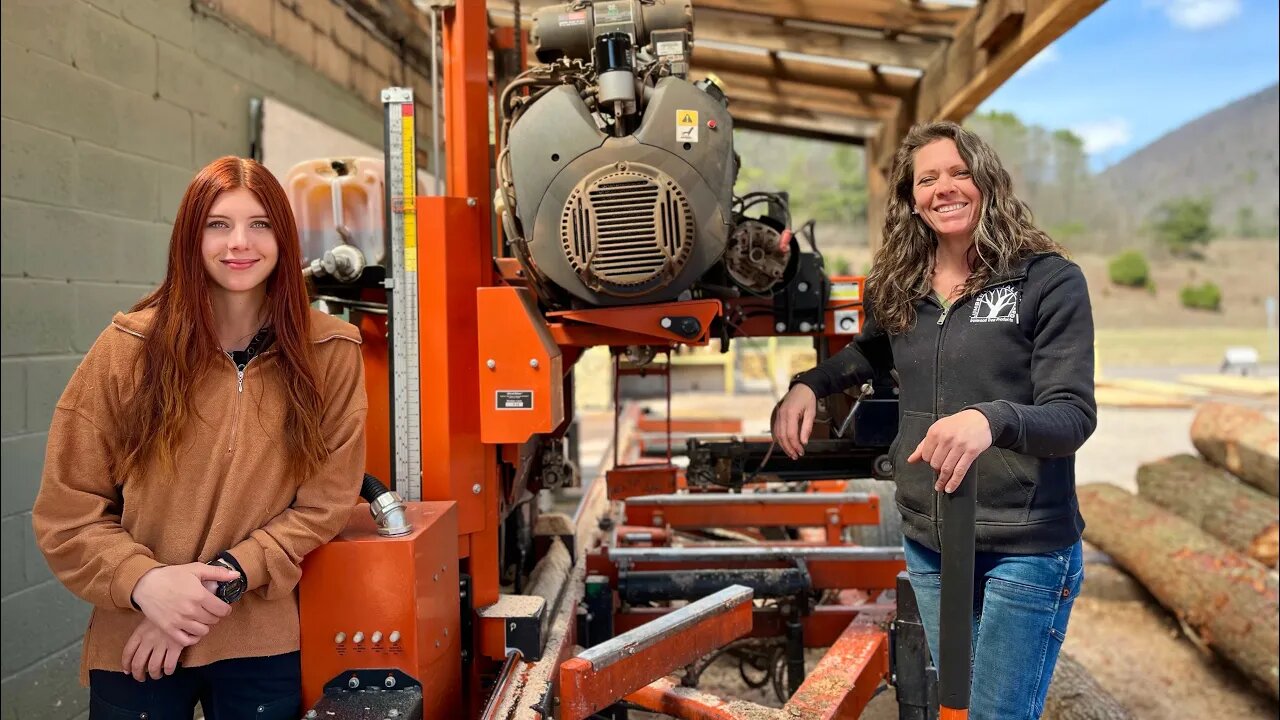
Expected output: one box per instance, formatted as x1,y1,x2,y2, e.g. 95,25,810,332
973,448,1035,523
891,412,936,517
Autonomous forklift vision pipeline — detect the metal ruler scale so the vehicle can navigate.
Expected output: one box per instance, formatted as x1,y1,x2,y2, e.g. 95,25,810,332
382,88,422,501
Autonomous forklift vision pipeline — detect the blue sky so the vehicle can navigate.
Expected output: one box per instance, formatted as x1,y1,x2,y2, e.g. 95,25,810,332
976,0,1279,171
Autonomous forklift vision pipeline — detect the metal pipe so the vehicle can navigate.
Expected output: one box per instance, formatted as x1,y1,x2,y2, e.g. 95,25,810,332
429,6,442,195
786,612,805,697
618,568,808,603
609,545,903,565
312,296,388,315
625,492,873,506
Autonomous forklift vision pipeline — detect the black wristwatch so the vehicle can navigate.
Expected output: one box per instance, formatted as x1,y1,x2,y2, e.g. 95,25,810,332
206,552,248,604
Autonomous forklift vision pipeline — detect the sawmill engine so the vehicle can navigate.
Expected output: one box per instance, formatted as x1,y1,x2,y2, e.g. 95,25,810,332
496,0,745,307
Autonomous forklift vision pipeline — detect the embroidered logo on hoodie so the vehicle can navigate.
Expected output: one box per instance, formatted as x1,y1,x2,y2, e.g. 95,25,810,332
971,284,1020,323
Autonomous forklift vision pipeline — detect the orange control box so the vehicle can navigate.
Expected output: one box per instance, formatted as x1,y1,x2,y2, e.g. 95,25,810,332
476,286,564,444
299,501,460,715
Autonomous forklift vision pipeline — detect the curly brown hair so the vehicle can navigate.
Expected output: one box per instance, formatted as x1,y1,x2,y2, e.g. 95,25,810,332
866,121,1065,335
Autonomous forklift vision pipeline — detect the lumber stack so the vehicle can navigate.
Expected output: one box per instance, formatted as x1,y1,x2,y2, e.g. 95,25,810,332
1042,652,1133,720
1078,402,1280,698
1079,484,1280,699
1190,402,1279,497
1137,454,1279,568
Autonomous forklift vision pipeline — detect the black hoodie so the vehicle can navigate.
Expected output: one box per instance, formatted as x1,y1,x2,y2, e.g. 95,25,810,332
795,253,1096,554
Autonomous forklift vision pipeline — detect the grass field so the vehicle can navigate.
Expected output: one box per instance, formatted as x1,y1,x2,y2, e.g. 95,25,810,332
1095,327,1278,367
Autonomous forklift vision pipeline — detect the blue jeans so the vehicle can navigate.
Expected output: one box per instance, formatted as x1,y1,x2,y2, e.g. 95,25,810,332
903,536,1084,720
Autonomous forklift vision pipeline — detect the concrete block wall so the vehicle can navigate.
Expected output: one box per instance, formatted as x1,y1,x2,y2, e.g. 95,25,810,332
1,1,435,716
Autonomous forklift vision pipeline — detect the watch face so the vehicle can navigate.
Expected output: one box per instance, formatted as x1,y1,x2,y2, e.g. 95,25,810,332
217,578,246,604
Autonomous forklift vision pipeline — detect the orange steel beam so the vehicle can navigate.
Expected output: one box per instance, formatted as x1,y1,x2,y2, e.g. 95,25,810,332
626,676,774,720
616,525,672,546
548,299,723,346
606,464,680,500
356,310,392,487
623,492,881,529
559,585,754,720
782,620,890,719
417,198,496,592
444,0,489,205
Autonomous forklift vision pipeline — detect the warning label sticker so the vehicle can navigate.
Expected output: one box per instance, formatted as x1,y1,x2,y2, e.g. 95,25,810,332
557,11,587,27
495,390,534,410
676,109,699,143
595,3,634,23
655,40,684,57
831,281,862,301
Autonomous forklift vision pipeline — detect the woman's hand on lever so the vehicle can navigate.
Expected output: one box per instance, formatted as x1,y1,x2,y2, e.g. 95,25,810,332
773,384,818,460
908,409,993,494
130,563,239,646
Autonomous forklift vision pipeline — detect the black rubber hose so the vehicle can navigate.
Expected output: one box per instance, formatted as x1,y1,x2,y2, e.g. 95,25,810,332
360,473,391,503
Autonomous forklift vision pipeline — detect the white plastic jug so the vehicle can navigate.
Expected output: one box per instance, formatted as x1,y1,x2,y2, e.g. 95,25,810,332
285,157,385,266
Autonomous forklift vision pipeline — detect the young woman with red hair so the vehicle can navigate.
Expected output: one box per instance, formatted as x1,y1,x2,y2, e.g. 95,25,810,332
33,156,367,719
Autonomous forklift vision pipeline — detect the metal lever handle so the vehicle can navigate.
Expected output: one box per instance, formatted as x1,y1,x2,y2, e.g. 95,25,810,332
938,470,976,719
834,382,874,439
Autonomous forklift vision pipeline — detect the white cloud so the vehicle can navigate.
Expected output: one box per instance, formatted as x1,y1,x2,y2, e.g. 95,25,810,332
1071,118,1133,156
1020,44,1060,73
1147,0,1242,30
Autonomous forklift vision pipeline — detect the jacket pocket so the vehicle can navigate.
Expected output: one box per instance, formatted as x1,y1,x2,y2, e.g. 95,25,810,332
973,448,1035,523
892,412,936,517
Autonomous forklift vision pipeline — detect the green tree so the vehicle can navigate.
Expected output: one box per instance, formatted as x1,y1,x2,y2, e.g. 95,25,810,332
1179,282,1222,311
1151,198,1215,256
1108,251,1150,288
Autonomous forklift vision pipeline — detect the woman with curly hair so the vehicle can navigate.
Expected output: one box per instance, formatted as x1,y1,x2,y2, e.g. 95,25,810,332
33,156,367,719
773,122,1095,719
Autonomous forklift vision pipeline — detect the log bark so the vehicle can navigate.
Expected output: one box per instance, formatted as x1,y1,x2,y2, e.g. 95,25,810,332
1137,454,1280,568
1079,484,1280,699
1043,651,1133,720
1190,402,1279,497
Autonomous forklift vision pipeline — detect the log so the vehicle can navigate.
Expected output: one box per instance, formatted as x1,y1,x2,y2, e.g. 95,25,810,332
1137,454,1280,568
1079,484,1280,699
1043,651,1133,720
1190,402,1279,497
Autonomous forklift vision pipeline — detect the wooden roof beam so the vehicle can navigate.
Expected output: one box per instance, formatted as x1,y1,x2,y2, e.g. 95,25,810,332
692,0,971,39
694,70,899,119
691,44,919,99
693,9,941,71
729,100,880,144
920,0,1106,122
872,0,1103,171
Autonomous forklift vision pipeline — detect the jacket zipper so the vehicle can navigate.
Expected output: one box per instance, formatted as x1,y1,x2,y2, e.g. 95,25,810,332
928,294,950,545
225,354,255,454
927,274,1026,545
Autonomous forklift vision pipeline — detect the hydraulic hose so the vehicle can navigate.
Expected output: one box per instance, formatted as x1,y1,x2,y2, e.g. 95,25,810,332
361,473,412,537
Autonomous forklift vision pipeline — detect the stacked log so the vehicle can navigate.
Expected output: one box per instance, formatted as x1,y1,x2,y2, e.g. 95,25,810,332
1190,402,1279,497
1137,454,1280,568
1042,652,1133,720
1078,484,1280,699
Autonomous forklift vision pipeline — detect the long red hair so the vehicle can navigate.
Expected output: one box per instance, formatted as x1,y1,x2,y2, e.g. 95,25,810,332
117,156,327,483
